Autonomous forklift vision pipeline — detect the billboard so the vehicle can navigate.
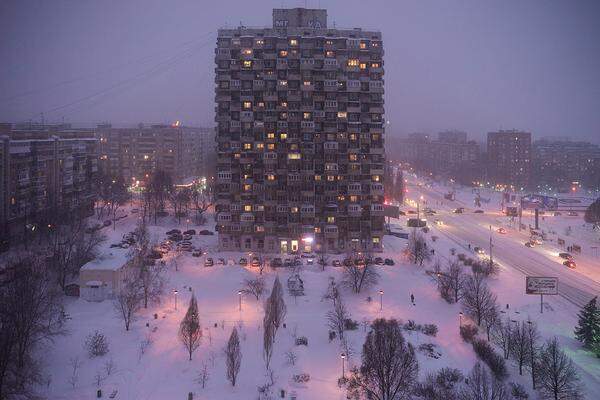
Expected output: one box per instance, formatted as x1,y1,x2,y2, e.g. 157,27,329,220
384,204,400,219
521,195,558,211
525,276,558,295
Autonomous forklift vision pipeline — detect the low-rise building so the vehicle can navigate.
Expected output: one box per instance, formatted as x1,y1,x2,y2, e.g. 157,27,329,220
79,250,131,302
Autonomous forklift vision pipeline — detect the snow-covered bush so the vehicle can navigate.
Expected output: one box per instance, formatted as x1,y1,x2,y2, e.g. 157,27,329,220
472,339,507,380
422,324,438,337
460,325,478,343
295,336,308,346
84,331,109,358
344,318,359,331
509,382,528,399
292,373,310,383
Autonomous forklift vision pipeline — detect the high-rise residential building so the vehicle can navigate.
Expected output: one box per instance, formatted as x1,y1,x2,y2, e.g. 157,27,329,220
0,124,98,241
487,129,532,188
215,7,385,253
96,123,210,186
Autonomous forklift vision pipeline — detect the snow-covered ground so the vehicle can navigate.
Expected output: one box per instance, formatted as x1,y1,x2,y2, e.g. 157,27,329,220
40,202,600,399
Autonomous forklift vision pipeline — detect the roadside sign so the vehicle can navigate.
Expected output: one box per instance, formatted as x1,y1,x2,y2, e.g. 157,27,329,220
526,276,558,295
384,204,400,219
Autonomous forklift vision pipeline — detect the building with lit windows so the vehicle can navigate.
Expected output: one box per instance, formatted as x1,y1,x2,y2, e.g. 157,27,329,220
487,130,532,189
215,8,385,253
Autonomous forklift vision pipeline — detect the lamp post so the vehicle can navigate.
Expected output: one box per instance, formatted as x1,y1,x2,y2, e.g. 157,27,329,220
459,312,463,330
341,353,346,379
238,290,242,311
173,289,178,310
379,290,384,311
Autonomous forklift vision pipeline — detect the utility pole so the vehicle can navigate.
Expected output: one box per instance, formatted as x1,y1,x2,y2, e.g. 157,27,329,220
489,225,493,266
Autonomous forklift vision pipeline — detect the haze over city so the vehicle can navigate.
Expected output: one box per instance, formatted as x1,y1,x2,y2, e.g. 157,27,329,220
2,0,600,142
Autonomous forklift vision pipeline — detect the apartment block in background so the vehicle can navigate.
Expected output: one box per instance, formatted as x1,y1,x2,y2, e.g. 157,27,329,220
96,123,210,186
215,8,385,253
487,129,532,189
0,123,98,240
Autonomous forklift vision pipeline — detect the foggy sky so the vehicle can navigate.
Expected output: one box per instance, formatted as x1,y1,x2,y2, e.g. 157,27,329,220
1,0,599,143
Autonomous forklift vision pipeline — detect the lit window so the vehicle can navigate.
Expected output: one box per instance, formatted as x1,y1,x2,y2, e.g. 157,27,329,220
291,207,298,213
337,112,347,118
372,175,381,182
359,42,367,49
314,227,321,233
242,49,252,55
243,184,251,191
257,101,264,107
349,133,358,140
350,195,358,202
244,205,252,212
338,195,345,201
279,50,288,57
372,237,380,244
255,39,264,45
327,175,335,181
303,81,311,86
326,50,334,57
267,132,275,139
280,133,287,139
280,101,288,107
349,154,357,161
279,80,288,86
327,216,335,223
288,153,301,160
347,59,359,67
243,143,252,150
267,143,275,150
371,62,380,68
315,175,321,181
290,39,298,46
243,60,252,68
243,101,252,109
143,154,149,160
359,63,367,70
267,174,275,181
256,143,264,150
303,112,311,120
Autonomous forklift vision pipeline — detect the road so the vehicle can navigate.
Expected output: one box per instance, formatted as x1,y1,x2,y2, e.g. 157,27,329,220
407,180,600,308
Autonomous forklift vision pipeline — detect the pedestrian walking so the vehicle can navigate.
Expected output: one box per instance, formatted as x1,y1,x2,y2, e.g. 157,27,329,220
410,293,415,305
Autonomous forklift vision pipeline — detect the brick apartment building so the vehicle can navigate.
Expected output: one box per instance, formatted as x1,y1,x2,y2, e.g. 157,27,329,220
487,129,532,189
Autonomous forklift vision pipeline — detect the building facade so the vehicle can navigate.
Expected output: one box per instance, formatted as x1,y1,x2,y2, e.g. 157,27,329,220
0,124,98,240
487,130,532,189
96,124,210,186
215,8,385,253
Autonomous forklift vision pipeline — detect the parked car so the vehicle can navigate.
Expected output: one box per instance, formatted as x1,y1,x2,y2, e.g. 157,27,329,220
497,227,507,234
199,230,214,235
251,258,261,268
332,259,342,268
558,252,573,260
374,257,384,265
567,211,579,216
384,258,395,266
563,260,576,269
218,258,226,265
166,229,181,235
473,247,485,255
434,219,443,226
473,209,484,214
192,250,202,257
110,243,121,248
453,208,464,214
271,258,283,268
183,234,192,241
183,229,196,235
530,237,543,245
204,258,214,267
343,258,353,267
525,241,535,248
306,258,314,265
284,258,293,268
239,257,248,266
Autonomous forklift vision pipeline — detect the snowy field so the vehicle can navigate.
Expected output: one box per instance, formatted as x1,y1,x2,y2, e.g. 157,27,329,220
40,204,600,399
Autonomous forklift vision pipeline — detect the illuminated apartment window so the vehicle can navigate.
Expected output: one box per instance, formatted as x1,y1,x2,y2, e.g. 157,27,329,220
350,195,358,202
371,62,380,68
280,133,287,139
243,101,252,109
303,112,311,120
327,175,335,181
242,49,252,55
243,184,251,191
372,134,380,140
338,195,345,201
372,175,381,182
326,50,335,57
267,132,275,139
244,205,252,212
291,207,298,213
234,153,241,159
267,143,275,150
349,133,358,140
359,63,367,70
243,143,252,150
303,81,311,86
347,59,359,67
143,154,149,160
349,154,358,161
290,39,298,46
279,50,288,57
372,237,380,244
255,39,264,45
290,144,298,150
288,153,301,160
243,60,252,68
315,175,322,181
280,101,288,107
359,42,367,49
327,216,335,223
279,80,288,86
257,101,265,107
337,111,347,118
256,143,264,150
326,40,333,45
314,227,321,233
267,174,275,181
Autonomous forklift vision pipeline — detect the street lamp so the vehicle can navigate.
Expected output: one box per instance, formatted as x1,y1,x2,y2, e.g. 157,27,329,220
341,353,346,379
379,290,384,311
238,290,242,311
459,312,463,329
173,289,178,310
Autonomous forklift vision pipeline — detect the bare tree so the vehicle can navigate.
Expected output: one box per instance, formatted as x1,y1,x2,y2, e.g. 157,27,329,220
67,357,82,388
437,259,466,303
537,338,583,400
347,318,419,400
415,367,464,400
492,318,513,360
511,321,530,376
459,362,509,400
225,327,242,386
241,277,265,301
179,294,202,361
406,229,431,266
169,187,191,224
196,362,210,389
526,320,540,390
262,313,275,370
113,278,142,331
482,304,500,342
327,295,350,345
317,245,329,271
147,170,173,223
462,273,497,326
285,350,298,366
190,187,212,224
342,252,379,294
265,276,286,337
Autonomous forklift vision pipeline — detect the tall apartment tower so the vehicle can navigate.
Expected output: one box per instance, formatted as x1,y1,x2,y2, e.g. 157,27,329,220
487,130,532,189
215,8,385,254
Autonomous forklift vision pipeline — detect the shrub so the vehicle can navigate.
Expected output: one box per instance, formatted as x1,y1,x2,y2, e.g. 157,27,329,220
344,318,359,331
460,324,478,343
328,330,337,342
472,339,507,379
403,320,421,332
422,324,438,337
295,336,308,346
84,331,109,358
509,382,528,399
457,253,466,262
292,373,310,383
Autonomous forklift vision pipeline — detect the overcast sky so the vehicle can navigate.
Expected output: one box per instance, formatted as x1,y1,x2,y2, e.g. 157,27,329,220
1,0,599,142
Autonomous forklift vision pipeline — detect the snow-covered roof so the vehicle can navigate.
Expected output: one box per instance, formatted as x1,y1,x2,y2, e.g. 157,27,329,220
80,250,128,271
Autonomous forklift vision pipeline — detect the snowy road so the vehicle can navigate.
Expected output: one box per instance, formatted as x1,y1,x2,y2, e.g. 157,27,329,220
410,181,600,308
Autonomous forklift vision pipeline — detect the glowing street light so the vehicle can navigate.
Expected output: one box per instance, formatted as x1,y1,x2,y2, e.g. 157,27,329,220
459,311,463,329
173,289,178,310
379,289,384,311
341,353,346,379
238,290,242,311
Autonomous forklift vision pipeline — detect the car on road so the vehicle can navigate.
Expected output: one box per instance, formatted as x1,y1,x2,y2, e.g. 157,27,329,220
473,247,485,255
192,250,202,257
183,234,192,241
525,241,535,248
199,230,214,235
434,219,444,226
558,252,573,260
239,257,248,266
332,259,342,268
567,211,579,216
530,237,543,245
453,208,464,214
251,258,261,268
271,258,283,268
166,229,181,235
384,258,395,266
497,227,507,234
374,257,384,265
204,258,214,267
183,229,196,235
473,209,484,214
563,260,576,269
218,258,226,265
